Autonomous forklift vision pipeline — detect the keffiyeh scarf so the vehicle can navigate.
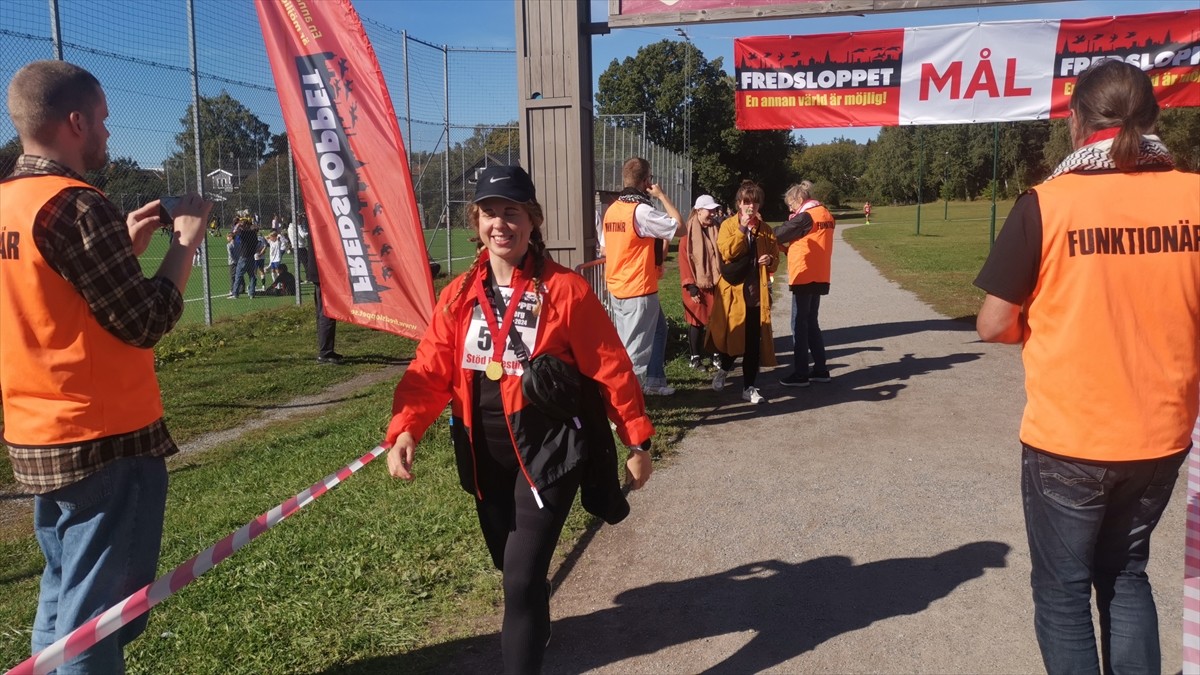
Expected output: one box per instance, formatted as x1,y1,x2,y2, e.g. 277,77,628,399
1047,133,1174,180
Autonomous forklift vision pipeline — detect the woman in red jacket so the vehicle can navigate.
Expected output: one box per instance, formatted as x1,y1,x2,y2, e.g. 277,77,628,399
384,165,654,673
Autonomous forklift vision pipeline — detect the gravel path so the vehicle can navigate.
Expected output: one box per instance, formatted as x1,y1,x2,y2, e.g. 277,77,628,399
438,223,1189,674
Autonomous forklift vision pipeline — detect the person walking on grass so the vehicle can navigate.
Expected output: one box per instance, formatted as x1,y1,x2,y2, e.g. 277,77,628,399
1,60,213,673
706,180,779,405
775,180,835,388
385,165,653,674
975,59,1199,675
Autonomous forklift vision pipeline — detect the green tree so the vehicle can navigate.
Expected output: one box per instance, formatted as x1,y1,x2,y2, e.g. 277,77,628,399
0,136,20,177
236,154,294,223
168,91,271,191
861,127,919,204
596,39,795,207
84,156,165,212
789,138,866,206
264,132,290,160
1042,120,1074,177
1158,107,1200,172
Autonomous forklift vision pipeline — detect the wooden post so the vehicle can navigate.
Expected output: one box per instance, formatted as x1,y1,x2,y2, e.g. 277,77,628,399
515,0,596,268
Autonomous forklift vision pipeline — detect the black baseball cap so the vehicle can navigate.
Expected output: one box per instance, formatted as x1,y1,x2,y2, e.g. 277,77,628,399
472,165,536,203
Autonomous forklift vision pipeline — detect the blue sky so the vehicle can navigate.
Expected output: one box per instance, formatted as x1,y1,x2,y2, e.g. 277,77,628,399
2,0,1195,165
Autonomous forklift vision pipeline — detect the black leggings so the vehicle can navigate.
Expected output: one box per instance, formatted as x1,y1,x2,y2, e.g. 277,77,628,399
474,440,580,674
687,323,705,359
717,308,761,387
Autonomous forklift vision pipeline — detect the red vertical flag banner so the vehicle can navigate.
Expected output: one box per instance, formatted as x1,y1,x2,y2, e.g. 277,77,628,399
255,0,433,339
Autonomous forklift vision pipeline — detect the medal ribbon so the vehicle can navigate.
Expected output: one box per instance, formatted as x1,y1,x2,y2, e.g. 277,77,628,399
474,271,530,375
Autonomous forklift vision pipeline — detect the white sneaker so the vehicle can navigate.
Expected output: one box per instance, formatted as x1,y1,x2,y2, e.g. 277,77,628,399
643,384,676,396
742,386,767,404
712,369,729,391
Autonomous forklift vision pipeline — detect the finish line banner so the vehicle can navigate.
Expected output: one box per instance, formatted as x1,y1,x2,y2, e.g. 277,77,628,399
735,10,1199,130
256,0,434,339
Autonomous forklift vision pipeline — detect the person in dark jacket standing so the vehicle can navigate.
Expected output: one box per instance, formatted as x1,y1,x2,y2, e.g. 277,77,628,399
384,165,653,674
306,237,342,364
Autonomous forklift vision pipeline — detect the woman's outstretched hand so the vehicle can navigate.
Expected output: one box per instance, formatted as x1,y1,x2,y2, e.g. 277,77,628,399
387,431,417,481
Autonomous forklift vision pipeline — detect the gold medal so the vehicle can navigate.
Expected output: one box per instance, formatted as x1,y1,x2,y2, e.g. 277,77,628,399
485,360,504,381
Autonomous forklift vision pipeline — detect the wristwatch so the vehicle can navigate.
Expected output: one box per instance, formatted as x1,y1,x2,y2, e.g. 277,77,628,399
629,439,652,454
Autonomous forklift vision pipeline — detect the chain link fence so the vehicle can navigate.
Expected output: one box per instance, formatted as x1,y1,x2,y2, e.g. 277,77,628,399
1,0,690,326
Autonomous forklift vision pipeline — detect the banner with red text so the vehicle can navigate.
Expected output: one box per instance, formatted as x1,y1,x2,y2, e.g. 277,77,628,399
736,10,1199,130
256,0,434,338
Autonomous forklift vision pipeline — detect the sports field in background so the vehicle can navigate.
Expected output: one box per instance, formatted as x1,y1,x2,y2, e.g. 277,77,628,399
135,226,481,327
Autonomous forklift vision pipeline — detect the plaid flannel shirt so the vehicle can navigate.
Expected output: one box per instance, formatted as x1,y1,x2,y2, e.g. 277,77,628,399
4,155,181,494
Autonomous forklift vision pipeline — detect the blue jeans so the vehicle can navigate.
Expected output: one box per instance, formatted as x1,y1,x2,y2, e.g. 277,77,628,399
646,307,669,388
790,292,826,376
32,457,169,674
1021,444,1187,675
233,257,257,297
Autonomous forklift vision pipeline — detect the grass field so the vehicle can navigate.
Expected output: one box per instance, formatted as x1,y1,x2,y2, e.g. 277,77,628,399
0,202,999,672
840,199,1014,320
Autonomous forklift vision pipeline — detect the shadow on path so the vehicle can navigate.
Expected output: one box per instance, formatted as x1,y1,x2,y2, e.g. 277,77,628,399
324,541,1009,675
823,318,975,345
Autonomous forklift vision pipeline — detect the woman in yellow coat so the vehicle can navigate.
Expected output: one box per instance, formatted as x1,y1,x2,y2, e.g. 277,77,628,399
706,179,779,404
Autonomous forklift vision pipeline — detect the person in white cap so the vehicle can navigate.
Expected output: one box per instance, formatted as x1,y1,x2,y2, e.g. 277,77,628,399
679,194,723,369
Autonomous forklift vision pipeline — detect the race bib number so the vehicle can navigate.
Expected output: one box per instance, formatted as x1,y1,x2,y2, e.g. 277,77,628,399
461,288,540,376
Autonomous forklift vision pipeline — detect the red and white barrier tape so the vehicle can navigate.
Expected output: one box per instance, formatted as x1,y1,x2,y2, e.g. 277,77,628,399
5,444,389,675
1185,414,1200,674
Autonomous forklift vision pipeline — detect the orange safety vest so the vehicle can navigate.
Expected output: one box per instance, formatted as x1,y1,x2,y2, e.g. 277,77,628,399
1020,169,1200,461
0,175,164,446
785,203,835,286
602,200,657,299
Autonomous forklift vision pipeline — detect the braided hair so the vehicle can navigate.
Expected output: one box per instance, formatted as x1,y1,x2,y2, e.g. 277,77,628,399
444,200,548,316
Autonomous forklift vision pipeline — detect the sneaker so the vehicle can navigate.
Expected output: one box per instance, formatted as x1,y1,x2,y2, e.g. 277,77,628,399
316,352,344,365
810,370,832,383
712,369,729,391
643,384,676,396
780,373,811,388
688,355,704,370
742,386,768,404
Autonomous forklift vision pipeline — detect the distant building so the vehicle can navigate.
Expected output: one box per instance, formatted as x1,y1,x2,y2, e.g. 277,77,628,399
206,165,254,194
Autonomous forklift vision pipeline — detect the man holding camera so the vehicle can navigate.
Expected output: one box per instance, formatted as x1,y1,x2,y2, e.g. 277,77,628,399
602,157,684,396
1,60,211,671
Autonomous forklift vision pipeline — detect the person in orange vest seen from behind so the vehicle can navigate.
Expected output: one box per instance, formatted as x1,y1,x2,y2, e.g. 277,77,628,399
1,61,212,672
601,157,684,396
975,59,1199,675
775,180,835,388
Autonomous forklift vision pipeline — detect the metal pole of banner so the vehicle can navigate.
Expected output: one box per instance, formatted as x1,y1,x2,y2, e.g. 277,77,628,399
289,142,300,304
990,122,1000,248
403,31,413,169
915,128,924,236
443,44,451,276
186,0,212,326
47,0,63,60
